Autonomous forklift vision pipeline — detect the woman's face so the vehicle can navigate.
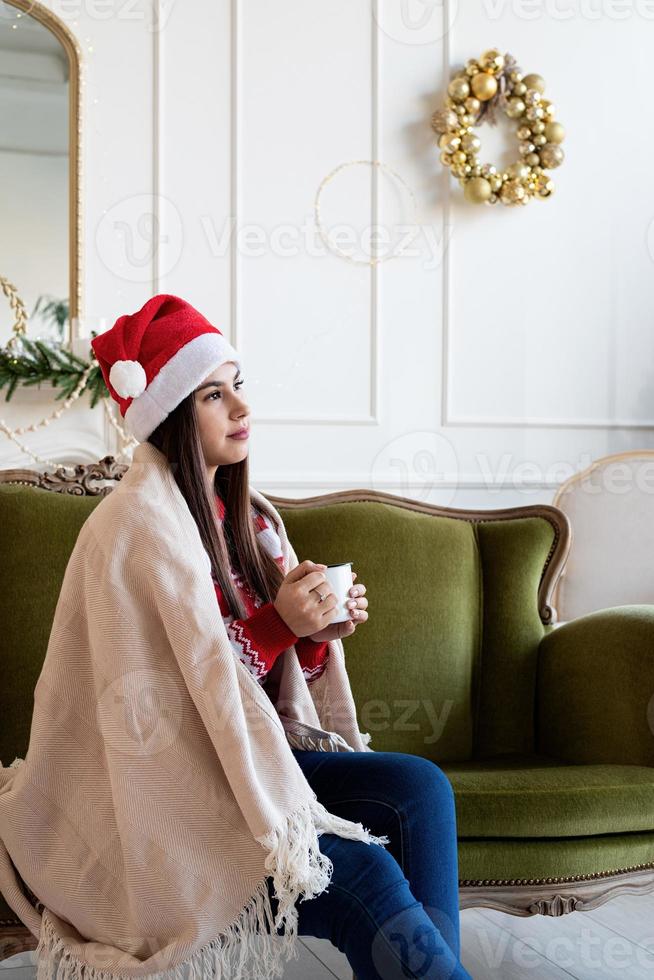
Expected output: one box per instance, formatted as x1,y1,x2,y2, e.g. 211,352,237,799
193,360,250,472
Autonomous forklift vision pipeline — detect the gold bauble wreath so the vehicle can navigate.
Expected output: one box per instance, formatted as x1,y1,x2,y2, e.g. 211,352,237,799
431,50,565,206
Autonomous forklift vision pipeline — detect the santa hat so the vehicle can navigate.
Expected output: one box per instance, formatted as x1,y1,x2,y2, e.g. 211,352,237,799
90,294,241,443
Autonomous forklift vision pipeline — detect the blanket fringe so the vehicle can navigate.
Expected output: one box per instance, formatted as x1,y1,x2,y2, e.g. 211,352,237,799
283,729,354,753
255,796,390,936
35,868,296,980
254,798,335,936
309,798,391,849
278,713,372,753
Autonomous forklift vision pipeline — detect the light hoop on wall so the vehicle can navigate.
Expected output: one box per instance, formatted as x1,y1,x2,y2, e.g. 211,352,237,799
314,160,419,265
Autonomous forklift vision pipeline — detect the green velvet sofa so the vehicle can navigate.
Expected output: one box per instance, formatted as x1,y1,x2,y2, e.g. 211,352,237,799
2,456,654,961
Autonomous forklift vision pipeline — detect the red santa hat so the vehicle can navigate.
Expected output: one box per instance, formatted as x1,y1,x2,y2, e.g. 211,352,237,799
90,294,241,443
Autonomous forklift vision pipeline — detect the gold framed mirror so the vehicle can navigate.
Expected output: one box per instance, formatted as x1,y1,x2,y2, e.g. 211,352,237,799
0,0,82,347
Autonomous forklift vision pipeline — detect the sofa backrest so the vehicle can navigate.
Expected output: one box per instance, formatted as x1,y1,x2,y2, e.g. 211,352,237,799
0,475,568,767
280,496,567,762
0,483,101,767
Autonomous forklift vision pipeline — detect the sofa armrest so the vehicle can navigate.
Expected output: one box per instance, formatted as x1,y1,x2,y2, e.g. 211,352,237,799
536,604,654,766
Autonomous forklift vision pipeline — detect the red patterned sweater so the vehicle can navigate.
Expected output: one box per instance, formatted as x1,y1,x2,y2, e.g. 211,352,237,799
212,494,329,685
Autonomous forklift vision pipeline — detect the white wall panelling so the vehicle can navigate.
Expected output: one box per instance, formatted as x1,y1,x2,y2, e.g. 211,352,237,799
1,0,653,505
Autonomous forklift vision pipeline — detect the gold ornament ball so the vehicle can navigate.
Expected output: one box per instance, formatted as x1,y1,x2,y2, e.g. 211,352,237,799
439,132,461,152
535,175,555,197
440,151,453,167
479,48,505,73
526,152,540,166
465,59,480,76
471,72,498,101
464,96,481,115
463,176,493,204
500,179,526,205
522,73,546,94
539,143,564,168
431,108,459,133
544,121,565,144
451,150,467,165
517,125,531,140
512,82,527,96
506,161,529,180
448,76,470,101
461,132,481,152
506,96,526,118
489,173,503,192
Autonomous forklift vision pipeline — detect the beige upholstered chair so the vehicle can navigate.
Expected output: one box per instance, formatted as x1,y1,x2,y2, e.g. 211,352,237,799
551,450,654,621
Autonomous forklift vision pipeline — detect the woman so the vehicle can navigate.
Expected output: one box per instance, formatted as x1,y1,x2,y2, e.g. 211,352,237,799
0,294,470,980
140,297,472,980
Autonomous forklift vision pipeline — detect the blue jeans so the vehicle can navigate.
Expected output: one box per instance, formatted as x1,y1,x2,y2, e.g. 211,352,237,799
266,749,473,980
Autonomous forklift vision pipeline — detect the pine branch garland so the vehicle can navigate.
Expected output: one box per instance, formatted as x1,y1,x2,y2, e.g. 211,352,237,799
0,335,108,409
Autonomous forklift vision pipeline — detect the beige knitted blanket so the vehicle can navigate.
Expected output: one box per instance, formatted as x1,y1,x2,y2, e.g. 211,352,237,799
0,440,388,979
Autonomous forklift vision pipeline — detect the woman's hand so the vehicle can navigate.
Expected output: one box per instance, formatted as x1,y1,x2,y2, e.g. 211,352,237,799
273,560,339,637
307,572,368,642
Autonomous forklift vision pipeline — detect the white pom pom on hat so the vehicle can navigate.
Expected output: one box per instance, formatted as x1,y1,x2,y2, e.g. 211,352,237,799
109,359,148,399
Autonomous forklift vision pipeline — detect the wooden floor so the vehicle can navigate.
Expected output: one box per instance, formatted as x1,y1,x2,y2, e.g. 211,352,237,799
3,893,654,977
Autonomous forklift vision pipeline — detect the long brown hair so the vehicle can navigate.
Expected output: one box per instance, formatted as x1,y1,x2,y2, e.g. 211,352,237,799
147,392,284,619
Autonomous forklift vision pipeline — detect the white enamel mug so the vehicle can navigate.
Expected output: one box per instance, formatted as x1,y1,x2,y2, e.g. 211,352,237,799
322,562,354,623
